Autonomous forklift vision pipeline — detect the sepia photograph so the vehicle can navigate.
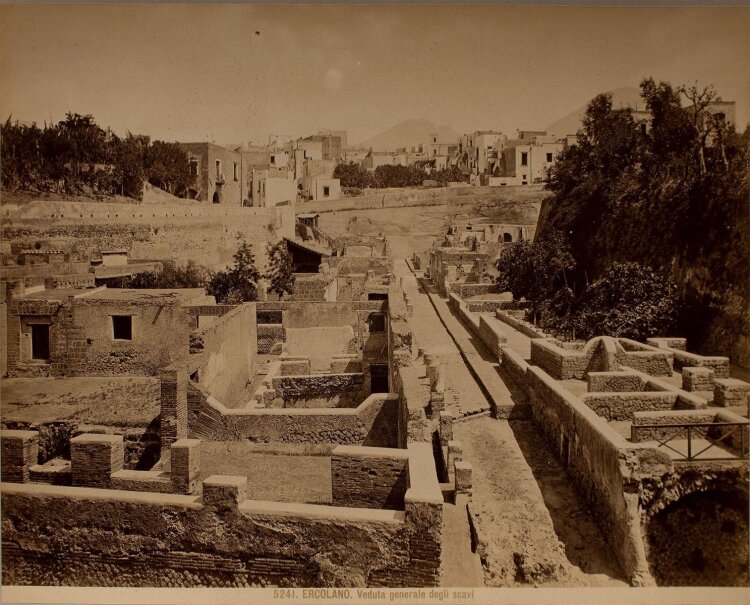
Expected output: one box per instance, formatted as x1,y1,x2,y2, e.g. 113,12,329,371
0,2,748,604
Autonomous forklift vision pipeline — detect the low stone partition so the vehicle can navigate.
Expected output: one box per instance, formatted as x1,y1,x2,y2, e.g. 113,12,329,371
279,356,311,376
331,445,409,510
631,410,720,442
271,373,366,408
500,346,532,396
587,371,646,393
714,378,750,408
531,336,673,381
330,353,362,373
1,455,442,587
189,387,401,447
495,309,551,339
448,292,509,361
647,337,729,377
631,409,749,457
581,391,703,422
447,282,500,299
69,434,201,495
466,299,529,313
477,314,507,361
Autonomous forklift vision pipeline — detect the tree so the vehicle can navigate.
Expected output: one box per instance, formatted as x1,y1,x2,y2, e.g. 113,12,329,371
264,241,295,299
144,141,192,195
333,161,371,188
206,242,260,304
124,260,210,289
574,262,681,341
495,231,575,324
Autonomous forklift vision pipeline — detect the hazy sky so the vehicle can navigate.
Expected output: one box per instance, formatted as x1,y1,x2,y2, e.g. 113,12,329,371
1,4,748,146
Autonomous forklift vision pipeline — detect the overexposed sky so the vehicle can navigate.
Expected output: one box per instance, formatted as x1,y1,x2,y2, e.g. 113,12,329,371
1,4,748,145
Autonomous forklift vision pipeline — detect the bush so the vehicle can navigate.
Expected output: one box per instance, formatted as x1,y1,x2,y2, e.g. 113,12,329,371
265,241,295,299
124,260,210,289
206,241,260,304
573,262,681,341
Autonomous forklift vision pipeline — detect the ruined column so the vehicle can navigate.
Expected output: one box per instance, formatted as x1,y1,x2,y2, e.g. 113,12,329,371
439,411,454,446
429,361,445,415
171,439,201,494
71,434,124,488
1,430,39,483
160,364,188,450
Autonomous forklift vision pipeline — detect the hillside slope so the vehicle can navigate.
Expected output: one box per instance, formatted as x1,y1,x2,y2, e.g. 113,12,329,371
357,119,460,151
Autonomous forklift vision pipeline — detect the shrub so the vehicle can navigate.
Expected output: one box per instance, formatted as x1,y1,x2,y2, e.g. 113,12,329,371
206,241,260,304
574,262,681,341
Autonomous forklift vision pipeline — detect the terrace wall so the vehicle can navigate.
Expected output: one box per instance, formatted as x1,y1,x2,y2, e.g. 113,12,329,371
0,479,435,587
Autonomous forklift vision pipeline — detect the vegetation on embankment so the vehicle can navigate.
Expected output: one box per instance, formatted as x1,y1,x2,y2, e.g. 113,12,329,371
535,78,749,366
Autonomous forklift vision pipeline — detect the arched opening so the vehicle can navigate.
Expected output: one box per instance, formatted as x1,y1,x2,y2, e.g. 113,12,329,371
646,490,749,586
212,191,221,204
501,233,512,243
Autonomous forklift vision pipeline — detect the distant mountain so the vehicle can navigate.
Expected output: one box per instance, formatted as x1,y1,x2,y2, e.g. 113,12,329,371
357,119,460,151
545,87,644,137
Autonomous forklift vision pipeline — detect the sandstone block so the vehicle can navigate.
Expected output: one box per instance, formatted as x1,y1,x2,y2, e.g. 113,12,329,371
171,439,201,494
682,367,715,392
202,475,247,509
71,433,124,488
454,460,472,495
1,430,39,483
714,378,750,408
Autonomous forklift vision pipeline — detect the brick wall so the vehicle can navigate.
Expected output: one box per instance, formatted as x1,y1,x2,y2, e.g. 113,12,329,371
331,446,409,510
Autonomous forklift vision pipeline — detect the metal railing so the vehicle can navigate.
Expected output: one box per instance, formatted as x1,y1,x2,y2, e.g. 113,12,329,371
635,422,749,461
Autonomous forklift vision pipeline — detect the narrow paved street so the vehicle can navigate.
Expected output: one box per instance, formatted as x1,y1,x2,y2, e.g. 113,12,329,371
392,258,626,587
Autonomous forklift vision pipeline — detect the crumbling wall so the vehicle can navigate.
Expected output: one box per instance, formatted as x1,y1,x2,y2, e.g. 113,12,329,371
190,303,256,407
187,387,399,447
67,299,192,376
331,446,409,510
271,373,366,408
2,202,294,270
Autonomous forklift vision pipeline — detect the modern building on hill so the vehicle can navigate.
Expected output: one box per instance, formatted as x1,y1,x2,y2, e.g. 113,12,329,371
494,135,564,185
178,143,246,205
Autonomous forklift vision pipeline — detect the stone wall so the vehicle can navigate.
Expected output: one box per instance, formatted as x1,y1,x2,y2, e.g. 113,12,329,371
271,373,366,408
477,314,507,361
190,303,256,407
331,446,409,510
581,392,682,422
187,386,400,447
495,309,551,340
0,476,438,587
646,338,730,378
448,282,500,299
2,201,294,271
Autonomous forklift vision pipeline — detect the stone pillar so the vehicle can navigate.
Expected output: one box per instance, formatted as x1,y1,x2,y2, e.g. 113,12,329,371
682,367,715,392
160,365,187,450
714,378,750,408
171,439,201,494
454,460,472,496
429,359,445,415
447,440,463,484
71,434,124,488
202,475,248,510
1,430,39,483
439,412,454,446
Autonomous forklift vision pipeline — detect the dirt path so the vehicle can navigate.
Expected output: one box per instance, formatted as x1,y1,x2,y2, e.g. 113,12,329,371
393,259,627,587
